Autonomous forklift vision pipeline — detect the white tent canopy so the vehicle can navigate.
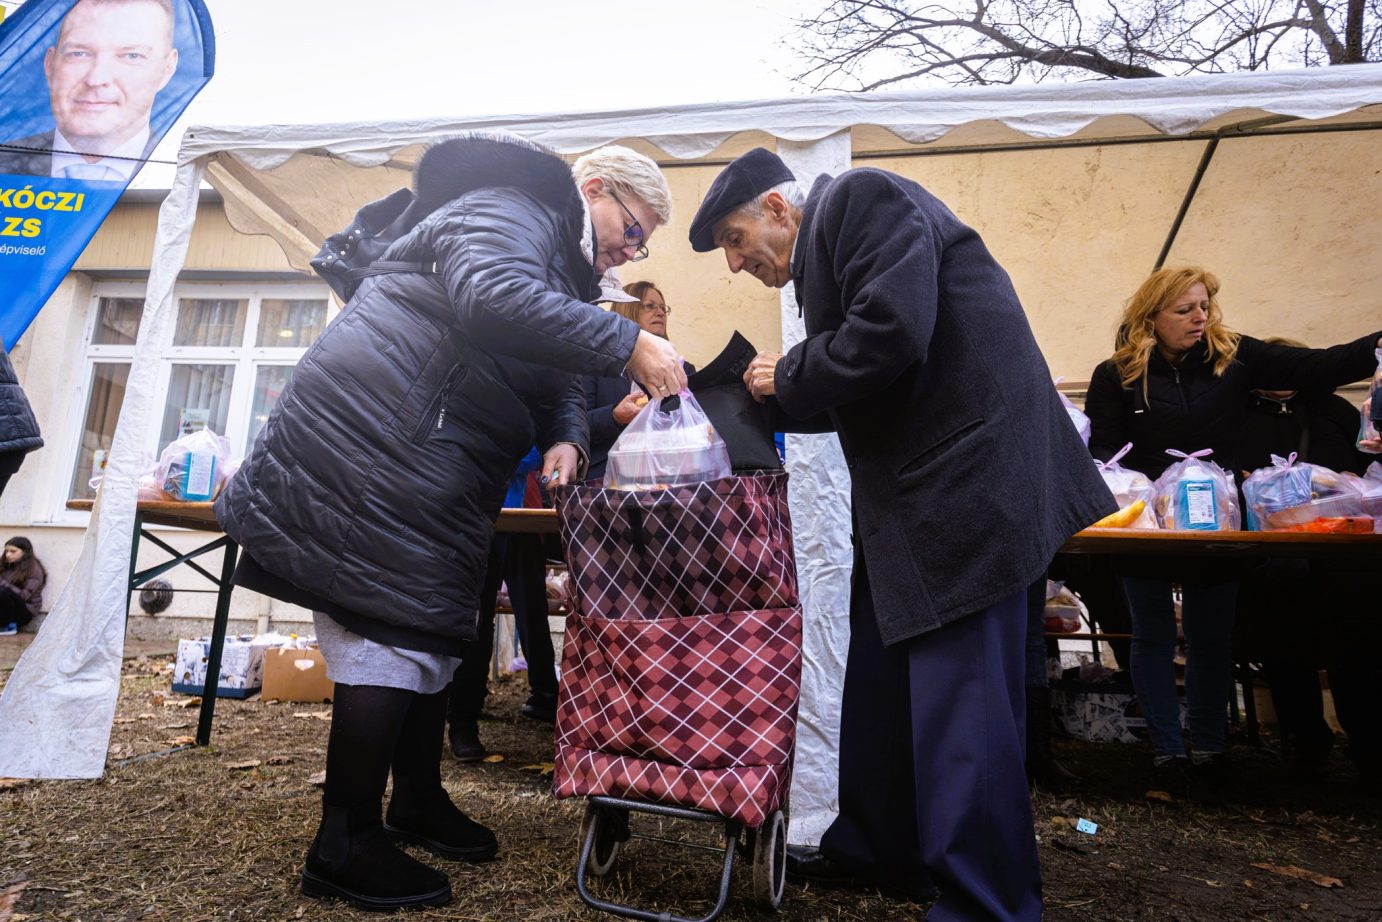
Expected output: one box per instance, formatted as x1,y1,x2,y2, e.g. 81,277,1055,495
3,67,1380,849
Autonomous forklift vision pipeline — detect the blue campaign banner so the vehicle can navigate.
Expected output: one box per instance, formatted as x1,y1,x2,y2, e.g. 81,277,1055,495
0,0,214,349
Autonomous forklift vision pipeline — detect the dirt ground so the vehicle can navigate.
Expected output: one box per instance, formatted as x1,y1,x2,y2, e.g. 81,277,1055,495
2,656,1380,922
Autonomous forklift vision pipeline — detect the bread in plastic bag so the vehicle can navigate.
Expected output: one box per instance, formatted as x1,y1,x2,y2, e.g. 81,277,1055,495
157,428,232,502
604,389,731,491
1093,443,1158,528
1152,449,1240,530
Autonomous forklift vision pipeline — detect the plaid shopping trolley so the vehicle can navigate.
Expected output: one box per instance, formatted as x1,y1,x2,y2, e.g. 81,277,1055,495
552,472,803,921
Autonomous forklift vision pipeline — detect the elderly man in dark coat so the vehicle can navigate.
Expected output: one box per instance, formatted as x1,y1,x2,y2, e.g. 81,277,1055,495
689,148,1114,921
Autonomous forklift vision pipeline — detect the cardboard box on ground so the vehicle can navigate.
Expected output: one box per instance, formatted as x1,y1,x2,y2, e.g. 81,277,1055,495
173,635,270,698
261,647,334,703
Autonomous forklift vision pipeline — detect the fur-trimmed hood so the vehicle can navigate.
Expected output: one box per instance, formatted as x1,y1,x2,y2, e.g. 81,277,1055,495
409,132,586,243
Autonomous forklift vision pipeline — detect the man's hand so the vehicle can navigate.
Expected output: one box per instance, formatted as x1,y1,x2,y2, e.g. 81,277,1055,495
628,331,687,399
541,443,580,486
612,392,648,426
743,351,784,402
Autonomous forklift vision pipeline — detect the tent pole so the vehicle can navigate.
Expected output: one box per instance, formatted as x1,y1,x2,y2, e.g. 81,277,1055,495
1153,138,1220,271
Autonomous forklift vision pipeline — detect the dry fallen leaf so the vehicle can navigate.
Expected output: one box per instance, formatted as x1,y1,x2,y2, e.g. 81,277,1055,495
227,760,261,771
136,713,156,720
0,778,33,792
1144,789,1174,804
519,762,555,776
267,755,293,765
169,736,197,747
112,717,136,725
307,770,326,786
482,754,505,764
173,697,201,709
1250,863,1344,888
292,711,331,721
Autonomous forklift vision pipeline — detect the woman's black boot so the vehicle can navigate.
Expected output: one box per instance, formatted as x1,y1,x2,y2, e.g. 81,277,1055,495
301,802,452,911
386,685,499,861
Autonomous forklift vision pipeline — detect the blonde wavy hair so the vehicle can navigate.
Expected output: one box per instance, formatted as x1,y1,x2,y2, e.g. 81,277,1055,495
1112,266,1240,392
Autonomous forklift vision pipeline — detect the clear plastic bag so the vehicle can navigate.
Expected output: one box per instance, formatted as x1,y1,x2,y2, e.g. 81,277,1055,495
1094,443,1158,528
1359,348,1382,454
603,389,731,491
1243,453,1362,530
157,428,233,502
1055,378,1091,445
1152,449,1240,530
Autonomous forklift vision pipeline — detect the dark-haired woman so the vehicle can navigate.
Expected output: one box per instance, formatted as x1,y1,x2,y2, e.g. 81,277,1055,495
0,537,46,635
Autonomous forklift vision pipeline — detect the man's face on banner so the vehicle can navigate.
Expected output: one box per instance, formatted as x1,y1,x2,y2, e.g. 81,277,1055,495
43,0,179,156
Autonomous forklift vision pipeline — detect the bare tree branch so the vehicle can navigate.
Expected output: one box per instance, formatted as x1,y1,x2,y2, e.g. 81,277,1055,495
789,0,1381,90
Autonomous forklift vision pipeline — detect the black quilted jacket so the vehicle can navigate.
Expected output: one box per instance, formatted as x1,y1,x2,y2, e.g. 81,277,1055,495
216,136,639,651
0,349,41,457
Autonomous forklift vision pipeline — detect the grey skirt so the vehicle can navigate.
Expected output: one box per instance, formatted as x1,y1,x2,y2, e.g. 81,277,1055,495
313,611,461,695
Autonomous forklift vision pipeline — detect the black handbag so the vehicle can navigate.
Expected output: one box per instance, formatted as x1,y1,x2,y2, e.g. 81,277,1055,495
685,331,782,472
309,187,433,302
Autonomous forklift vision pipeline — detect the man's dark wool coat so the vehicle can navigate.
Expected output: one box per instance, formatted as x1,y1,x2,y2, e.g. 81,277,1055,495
772,168,1116,646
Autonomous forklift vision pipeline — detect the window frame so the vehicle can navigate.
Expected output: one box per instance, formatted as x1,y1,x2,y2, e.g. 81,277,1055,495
53,279,332,524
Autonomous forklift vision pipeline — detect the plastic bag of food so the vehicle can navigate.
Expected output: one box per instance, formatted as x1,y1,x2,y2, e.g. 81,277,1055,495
604,389,731,491
1055,378,1090,446
1043,580,1085,634
156,428,232,502
1093,444,1158,528
1243,454,1362,530
1152,449,1240,530
1357,347,1382,454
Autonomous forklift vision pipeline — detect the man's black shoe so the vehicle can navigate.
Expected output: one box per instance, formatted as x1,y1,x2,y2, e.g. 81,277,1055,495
520,694,557,724
785,845,938,904
448,724,486,763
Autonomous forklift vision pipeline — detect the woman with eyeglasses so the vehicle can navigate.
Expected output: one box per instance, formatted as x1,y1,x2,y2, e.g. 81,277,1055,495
582,280,696,481
217,136,684,911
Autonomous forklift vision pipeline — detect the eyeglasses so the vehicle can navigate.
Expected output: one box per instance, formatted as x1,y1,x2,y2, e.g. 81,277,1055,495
639,301,671,316
609,190,650,262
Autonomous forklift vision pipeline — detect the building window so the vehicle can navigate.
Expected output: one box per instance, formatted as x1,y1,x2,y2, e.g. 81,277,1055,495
67,282,332,503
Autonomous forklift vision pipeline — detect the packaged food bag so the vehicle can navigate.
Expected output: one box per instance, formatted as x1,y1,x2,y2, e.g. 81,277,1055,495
157,428,232,501
1243,454,1363,530
1043,581,1085,634
604,389,731,491
1055,378,1091,446
1357,347,1382,454
1152,449,1239,531
1093,444,1158,528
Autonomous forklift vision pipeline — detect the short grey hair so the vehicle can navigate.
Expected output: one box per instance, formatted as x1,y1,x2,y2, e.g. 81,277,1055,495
732,180,806,219
573,146,672,226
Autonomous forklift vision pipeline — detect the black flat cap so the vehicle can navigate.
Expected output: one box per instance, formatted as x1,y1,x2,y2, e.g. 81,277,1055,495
688,147,795,253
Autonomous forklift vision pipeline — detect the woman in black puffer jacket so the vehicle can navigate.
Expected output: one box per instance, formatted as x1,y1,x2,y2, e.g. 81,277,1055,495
0,348,42,502
1085,265,1380,802
216,135,683,911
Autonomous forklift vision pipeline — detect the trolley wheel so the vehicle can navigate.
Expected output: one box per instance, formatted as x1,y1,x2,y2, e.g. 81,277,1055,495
752,809,787,909
579,802,627,877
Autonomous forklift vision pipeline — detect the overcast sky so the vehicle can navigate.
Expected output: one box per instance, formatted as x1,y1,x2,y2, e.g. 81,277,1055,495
126,0,814,186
